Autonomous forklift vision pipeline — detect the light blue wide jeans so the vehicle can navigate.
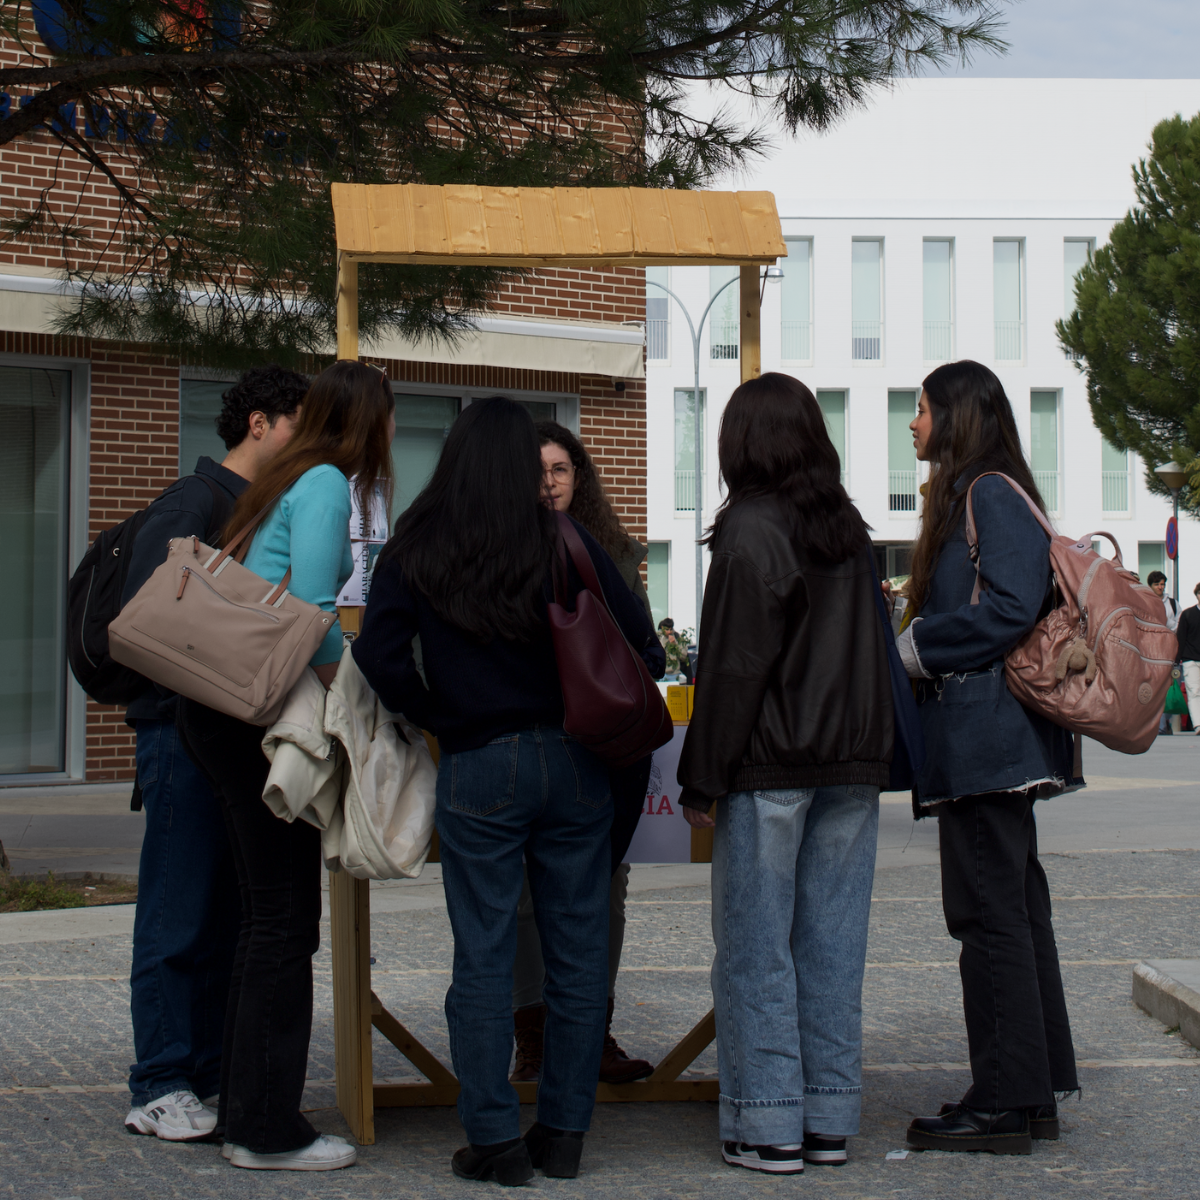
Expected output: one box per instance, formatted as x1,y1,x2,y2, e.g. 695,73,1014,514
712,784,879,1145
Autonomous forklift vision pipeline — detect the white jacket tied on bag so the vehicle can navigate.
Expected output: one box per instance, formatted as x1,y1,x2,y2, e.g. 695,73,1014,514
261,644,437,879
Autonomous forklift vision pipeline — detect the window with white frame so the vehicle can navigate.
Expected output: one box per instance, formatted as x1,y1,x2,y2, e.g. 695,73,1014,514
851,240,883,361
994,240,1024,361
646,542,670,627
1029,390,1060,514
1101,438,1130,514
923,239,953,362
674,387,704,511
781,238,812,362
1063,239,1094,317
645,266,669,361
816,389,846,483
1139,542,1166,585
887,390,917,511
709,267,739,360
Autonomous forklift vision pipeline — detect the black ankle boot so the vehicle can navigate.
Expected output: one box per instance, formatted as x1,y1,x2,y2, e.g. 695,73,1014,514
938,1099,1059,1140
523,1122,584,1178
907,1104,1031,1154
451,1137,534,1185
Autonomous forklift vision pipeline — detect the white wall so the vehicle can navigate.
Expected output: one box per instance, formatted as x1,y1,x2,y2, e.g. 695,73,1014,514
646,78,1200,633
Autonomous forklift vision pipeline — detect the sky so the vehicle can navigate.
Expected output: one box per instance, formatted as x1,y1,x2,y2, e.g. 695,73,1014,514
953,0,1200,78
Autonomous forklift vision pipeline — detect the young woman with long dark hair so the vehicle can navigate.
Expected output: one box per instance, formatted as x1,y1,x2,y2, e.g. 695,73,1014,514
678,373,892,1176
351,398,663,1185
505,422,656,1089
178,359,395,1172
897,360,1079,1155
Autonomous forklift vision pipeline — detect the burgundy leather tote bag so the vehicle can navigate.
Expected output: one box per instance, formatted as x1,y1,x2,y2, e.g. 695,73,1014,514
547,512,673,767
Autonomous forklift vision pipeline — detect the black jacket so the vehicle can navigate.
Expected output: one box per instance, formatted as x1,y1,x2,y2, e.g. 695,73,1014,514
352,517,665,754
1178,604,1200,662
678,496,893,812
122,457,247,723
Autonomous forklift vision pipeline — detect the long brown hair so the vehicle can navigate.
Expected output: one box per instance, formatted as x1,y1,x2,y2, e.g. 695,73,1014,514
907,360,1046,611
223,359,394,548
705,373,869,562
536,420,629,559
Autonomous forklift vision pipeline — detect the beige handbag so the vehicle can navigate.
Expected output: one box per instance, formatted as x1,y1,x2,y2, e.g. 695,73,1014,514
107,511,337,726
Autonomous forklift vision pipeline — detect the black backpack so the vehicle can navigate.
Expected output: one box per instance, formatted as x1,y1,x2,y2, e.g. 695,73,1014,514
67,475,233,705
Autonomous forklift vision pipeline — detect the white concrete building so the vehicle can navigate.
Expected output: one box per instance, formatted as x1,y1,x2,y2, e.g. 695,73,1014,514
642,78,1200,636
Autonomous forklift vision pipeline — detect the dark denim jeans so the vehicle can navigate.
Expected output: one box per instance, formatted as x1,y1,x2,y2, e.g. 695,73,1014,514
437,726,613,1145
938,792,1079,1110
129,719,239,1108
178,699,322,1154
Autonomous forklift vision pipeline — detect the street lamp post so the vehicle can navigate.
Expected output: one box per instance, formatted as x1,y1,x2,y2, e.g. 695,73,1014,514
1155,461,1189,605
648,266,783,643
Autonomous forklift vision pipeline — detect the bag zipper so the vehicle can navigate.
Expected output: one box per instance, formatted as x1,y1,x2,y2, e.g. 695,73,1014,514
175,565,282,623
1114,637,1176,666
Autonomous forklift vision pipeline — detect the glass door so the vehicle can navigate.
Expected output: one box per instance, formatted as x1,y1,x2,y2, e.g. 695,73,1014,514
0,366,71,774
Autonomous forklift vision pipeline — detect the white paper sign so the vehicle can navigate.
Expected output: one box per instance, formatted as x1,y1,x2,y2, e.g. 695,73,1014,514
336,482,389,607
625,726,694,864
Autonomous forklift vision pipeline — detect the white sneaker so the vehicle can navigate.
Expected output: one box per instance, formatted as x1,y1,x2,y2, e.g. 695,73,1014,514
721,1141,805,1174
229,1135,357,1171
223,1134,347,1162
124,1090,218,1142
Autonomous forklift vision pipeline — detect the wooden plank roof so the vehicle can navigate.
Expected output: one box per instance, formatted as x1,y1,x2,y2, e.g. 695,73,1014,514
331,184,785,267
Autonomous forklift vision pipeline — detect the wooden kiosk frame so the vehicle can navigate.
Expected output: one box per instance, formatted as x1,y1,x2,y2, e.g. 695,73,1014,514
328,182,785,1144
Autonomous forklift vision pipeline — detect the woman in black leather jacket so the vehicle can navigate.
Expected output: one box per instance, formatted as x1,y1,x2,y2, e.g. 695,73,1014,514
678,373,892,1175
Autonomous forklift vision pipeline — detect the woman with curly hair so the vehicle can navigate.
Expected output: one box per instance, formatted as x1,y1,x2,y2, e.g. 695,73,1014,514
506,421,657,1089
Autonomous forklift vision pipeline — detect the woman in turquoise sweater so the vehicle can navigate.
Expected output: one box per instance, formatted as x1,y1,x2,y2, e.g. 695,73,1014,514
179,361,394,1172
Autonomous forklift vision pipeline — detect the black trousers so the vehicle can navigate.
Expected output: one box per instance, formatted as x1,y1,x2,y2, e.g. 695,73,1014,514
937,791,1078,1110
178,699,322,1154
608,755,653,875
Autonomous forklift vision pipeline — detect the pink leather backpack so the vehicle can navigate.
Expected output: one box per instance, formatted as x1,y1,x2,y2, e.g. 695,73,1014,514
966,472,1176,754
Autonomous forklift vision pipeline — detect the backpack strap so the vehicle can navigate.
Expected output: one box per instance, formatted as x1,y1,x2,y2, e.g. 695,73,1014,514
197,474,235,547
964,471,1055,605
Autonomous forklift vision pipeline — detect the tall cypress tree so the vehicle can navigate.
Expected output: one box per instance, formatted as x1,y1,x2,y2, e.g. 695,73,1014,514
1,0,1005,365
1058,112,1200,513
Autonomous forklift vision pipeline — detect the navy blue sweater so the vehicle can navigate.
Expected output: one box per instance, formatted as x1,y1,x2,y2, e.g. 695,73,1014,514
351,518,665,753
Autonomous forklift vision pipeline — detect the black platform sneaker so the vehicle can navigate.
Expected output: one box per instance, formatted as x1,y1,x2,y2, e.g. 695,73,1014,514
721,1141,805,1174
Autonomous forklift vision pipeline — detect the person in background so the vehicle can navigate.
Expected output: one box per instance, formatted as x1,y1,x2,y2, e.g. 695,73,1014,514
679,373,892,1175
352,399,664,1184
504,422,658,1090
1148,572,1182,735
120,365,307,1143
898,361,1079,1154
657,618,693,683
1176,581,1200,734
179,360,395,1172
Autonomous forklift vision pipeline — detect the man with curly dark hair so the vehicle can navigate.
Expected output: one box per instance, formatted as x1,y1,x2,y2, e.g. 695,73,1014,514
119,364,308,1144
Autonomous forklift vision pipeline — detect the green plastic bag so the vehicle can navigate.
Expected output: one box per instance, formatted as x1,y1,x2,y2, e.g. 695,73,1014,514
1165,678,1188,715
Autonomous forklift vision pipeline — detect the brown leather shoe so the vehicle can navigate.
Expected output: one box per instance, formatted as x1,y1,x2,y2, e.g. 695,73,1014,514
510,1004,545,1082
598,998,653,1084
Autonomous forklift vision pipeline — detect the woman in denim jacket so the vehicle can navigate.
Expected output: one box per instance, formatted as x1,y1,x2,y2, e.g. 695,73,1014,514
896,361,1081,1155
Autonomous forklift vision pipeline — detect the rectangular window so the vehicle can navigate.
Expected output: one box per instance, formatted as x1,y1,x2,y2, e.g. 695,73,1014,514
0,365,71,775
709,266,739,360
180,377,233,473
994,239,1024,360
923,239,953,362
1063,239,1094,316
1101,438,1129,513
1139,542,1166,585
816,389,846,483
781,238,812,362
887,390,918,511
646,542,670,628
646,266,669,361
1029,391,1060,514
391,393,460,519
674,388,705,511
851,240,883,361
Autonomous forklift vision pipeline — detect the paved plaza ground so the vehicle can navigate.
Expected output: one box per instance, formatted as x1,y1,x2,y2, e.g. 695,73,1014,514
1,737,1198,1198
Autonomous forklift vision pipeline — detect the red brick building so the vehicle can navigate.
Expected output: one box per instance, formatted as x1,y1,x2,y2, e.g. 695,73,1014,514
0,33,648,785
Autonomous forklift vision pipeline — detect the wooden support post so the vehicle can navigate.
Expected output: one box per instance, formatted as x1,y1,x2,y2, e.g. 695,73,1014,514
336,251,359,361
330,871,375,1144
739,265,761,383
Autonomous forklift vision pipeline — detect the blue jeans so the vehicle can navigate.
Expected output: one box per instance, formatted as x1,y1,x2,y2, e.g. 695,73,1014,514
712,785,879,1145
437,726,613,1145
129,719,239,1107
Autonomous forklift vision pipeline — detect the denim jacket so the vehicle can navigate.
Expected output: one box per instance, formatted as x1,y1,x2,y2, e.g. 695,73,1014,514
909,474,1082,806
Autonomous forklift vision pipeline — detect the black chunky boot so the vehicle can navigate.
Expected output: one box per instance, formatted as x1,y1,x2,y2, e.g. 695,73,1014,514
451,1137,534,1185
523,1122,584,1178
